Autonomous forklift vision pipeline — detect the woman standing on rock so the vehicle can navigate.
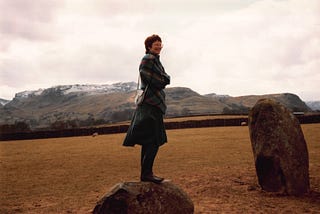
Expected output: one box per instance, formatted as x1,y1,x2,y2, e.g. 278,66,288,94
123,34,170,184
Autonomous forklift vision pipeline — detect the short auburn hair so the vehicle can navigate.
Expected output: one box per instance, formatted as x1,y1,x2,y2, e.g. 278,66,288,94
144,34,162,54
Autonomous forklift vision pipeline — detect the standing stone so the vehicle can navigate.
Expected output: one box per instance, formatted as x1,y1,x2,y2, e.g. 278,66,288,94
93,181,194,214
248,99,309,196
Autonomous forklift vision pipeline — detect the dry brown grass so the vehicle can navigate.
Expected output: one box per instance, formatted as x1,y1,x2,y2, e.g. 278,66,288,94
164,115,247,122
1,124,320,213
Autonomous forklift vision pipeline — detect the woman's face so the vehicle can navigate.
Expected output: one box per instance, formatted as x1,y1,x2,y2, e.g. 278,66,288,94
149,41,162,55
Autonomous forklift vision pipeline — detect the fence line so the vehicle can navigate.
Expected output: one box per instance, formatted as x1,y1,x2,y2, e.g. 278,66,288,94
1,114,319,141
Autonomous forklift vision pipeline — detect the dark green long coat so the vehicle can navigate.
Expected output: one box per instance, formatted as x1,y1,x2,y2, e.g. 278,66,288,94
123,53,170,147
123,104,167,147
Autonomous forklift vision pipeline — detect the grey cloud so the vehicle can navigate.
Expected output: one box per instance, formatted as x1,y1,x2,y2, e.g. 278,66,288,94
0,59,33,87
33,43,140,85
1,0,320,101
66,0,153,17
0,0,61,41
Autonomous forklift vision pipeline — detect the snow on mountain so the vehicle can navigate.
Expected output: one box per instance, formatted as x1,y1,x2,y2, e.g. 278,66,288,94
59,82,137,95
15,89,44,98
0,98,10,106
204,93,230,98
14,82,137,99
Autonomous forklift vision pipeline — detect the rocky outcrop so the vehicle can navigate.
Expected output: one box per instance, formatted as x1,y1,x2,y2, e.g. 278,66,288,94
93,181,194,214
248,99,309,196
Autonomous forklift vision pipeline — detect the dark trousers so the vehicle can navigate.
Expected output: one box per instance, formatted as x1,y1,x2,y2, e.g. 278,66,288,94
141,143,159,177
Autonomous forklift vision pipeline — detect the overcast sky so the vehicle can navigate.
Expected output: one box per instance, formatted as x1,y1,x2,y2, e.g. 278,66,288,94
0,0,319,101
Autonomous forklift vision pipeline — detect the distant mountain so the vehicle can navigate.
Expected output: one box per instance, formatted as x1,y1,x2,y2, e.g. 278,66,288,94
165,87,229,116
306,101,320,111
204,93,230,98
0,82,313,130
221,93,311,113
13,82,137,99
0,82,137,129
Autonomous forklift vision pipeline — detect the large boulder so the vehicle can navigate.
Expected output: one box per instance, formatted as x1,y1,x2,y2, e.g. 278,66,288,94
93,181,194,214
248,99,309,196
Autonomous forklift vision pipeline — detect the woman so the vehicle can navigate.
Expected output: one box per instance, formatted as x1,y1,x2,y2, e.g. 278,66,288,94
123,34,170,184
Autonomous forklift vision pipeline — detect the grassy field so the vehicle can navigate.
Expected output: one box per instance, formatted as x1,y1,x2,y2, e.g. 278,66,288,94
1,124,320,213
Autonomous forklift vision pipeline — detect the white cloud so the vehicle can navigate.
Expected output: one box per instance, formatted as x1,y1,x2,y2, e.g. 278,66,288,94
163,0,320,100
0,0,319,101
0,0,61,42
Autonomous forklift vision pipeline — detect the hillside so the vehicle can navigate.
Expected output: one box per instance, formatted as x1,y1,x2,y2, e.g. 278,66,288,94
306,101,320,111
221,93,310,113
0,82,312,130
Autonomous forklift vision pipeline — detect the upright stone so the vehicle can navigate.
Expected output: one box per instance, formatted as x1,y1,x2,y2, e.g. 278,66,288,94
93,181,194,214
248,98,309,196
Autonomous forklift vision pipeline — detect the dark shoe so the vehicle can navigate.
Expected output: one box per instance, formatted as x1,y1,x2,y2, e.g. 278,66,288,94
141,174,164,184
